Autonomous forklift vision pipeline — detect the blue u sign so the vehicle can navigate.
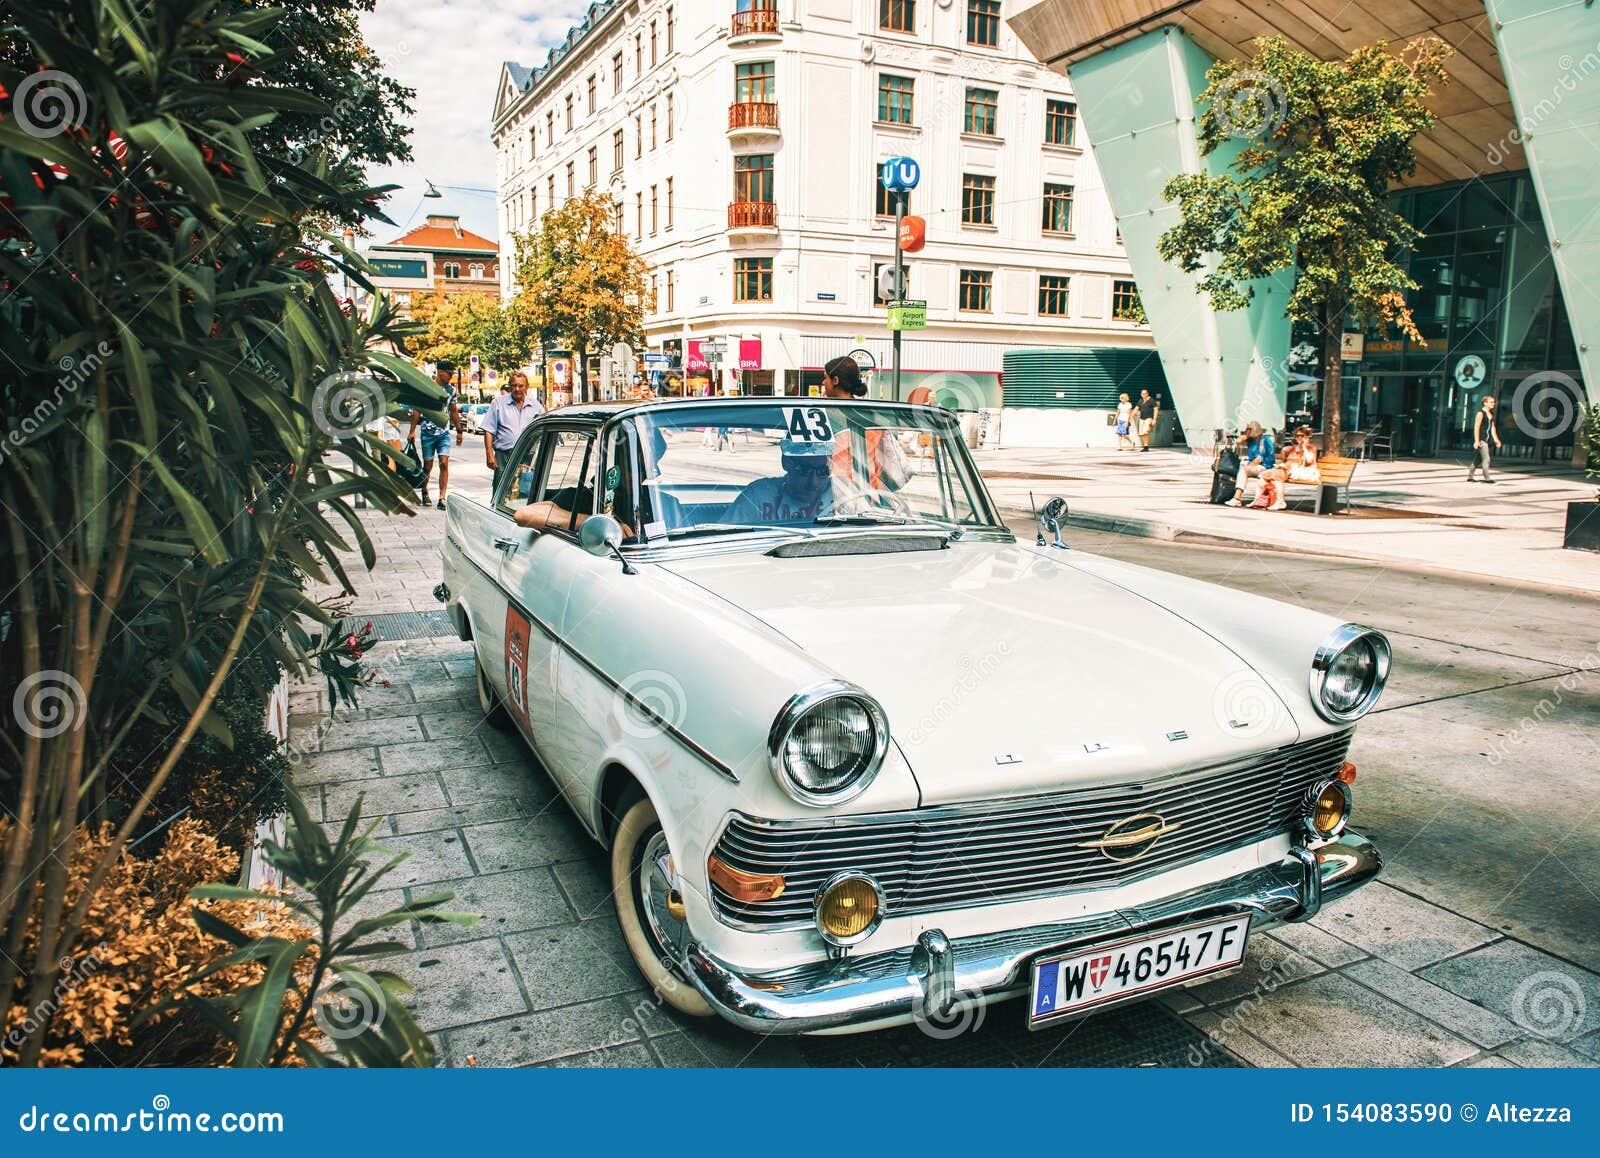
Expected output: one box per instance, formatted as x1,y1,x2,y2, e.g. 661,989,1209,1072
880,156,920,192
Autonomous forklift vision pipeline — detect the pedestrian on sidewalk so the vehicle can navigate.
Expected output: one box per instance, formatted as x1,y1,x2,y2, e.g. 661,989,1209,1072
1136,389,1160,451
1225,422,1275,506
1467,395,1501,484
1114,394,1137,450
408,360,464,510
482,371,544,494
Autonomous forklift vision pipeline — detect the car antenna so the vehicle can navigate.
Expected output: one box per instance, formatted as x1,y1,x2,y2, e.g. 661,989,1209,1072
1030,491,1044,547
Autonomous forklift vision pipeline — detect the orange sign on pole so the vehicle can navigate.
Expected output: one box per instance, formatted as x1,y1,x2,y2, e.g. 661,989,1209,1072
898,215,926,253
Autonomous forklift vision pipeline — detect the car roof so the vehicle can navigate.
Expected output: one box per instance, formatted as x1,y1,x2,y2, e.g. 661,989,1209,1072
544,396,954,424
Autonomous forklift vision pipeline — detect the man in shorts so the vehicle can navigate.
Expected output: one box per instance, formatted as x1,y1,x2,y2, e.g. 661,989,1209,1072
408,360,464,509
1136,389,1161,451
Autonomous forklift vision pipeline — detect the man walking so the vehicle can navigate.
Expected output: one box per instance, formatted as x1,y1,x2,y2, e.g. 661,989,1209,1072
1136,389,1161,451
483,371,545,493
408,360,464,510
1467,395,1501,483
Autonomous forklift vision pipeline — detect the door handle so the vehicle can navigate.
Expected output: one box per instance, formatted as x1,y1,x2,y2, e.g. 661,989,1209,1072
492,536,518,551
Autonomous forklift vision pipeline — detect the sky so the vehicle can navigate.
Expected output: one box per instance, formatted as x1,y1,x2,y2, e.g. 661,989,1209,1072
357,0,591,245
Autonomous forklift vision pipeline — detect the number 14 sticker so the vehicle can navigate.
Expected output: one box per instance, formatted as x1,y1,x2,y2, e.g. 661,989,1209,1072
783,407,833,442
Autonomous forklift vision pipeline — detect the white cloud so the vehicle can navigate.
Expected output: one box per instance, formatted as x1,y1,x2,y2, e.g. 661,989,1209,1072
358,0,590,242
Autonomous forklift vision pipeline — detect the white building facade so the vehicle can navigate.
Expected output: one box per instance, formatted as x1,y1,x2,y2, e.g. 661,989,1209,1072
491,0,1158,433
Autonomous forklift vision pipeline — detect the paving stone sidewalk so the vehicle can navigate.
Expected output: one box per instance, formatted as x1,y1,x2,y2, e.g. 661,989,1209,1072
288,445,1600,1067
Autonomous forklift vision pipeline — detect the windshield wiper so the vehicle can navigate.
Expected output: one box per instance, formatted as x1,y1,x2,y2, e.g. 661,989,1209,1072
664,523,809,540
812,512,917,527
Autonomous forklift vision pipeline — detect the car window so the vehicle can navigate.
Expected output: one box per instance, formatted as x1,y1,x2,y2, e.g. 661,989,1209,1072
494,428,545,518
598,426,643,542
534,431,596,534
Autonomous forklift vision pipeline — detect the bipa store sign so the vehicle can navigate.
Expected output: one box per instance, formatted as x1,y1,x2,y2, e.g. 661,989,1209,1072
737,339,763,370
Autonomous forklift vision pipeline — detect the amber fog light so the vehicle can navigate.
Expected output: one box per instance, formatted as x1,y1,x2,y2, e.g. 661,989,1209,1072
1305,778,1353,840
813,871,883,947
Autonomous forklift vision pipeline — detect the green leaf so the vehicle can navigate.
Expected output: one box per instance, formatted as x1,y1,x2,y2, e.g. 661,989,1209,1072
122,118,222,213
235,939,306,1067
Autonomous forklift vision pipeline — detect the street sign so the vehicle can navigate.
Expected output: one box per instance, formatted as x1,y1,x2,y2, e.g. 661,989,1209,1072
817,291,837,302
643,353,671,367
880,156,920,191
1340,332,1364,362
886,300,927,331
898,215,926,253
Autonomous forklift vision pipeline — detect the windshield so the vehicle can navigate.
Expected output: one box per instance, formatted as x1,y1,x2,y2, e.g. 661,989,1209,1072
626,402,1002,540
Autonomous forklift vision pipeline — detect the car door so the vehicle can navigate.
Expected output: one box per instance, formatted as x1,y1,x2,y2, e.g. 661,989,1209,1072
495,425,602,802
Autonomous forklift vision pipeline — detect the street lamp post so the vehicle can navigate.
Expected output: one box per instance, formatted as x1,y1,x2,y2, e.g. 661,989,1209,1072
879,157,921,402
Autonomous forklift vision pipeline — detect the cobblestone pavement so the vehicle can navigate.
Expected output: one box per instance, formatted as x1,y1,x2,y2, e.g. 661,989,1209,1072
291,442,1600,1067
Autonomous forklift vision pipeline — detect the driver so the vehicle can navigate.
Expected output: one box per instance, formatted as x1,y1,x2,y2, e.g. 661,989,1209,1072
724,438,838,524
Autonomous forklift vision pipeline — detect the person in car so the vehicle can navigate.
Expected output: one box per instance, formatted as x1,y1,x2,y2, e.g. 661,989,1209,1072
725,438,838,524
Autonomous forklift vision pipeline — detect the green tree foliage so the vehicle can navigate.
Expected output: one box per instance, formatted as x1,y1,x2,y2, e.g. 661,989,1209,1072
513,189,652,402
410,291,544,382
0,0,442,1063
1157,36,1452,454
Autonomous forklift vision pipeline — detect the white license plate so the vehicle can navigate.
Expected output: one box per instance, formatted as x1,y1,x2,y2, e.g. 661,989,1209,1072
1028,914,1251,1028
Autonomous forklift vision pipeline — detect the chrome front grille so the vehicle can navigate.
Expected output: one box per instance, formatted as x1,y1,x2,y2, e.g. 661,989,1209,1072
711,731,1353,926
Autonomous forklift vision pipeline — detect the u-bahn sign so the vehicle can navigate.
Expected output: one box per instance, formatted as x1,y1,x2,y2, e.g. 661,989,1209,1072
880,156,920,192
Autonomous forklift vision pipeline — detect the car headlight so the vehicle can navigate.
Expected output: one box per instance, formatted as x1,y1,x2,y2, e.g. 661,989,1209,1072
1309,625,1391,722
768,681,889,807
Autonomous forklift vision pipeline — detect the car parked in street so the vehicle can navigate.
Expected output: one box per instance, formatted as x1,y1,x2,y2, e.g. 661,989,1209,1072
437,398,1387,1034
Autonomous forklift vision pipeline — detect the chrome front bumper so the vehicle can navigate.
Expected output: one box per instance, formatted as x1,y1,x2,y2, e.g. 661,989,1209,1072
683,833,1380,1035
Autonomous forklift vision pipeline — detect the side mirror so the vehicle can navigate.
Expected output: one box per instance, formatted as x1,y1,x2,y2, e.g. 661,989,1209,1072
1039,496,1069,550
578,514,637,575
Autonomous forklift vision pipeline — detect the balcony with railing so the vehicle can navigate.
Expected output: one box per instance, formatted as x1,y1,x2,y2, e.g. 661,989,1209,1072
729,6,781,43
727,200,778,234
727,101,780,139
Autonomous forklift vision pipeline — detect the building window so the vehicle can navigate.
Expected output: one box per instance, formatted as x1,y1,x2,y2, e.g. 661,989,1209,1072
565,93,573,130
1038,275,1070,316
1113,279,1144,320
1042,183,1074,233
528,126,537,160
636,191,643,239
443,262,460,279
546,110,554,145
565,161,574,199
736,61,775,103
873,262,909,305
666,92,675,139
529,188,537,222
635,113,643,157
666,6,674,54
967,0,1001,47
635,32,643,74
587,74,596,114
880,0,914,33
650,104,658,150
548,173,555,207
734,153,774,203
961,173,995,226
1045,98,1076,146
650,20,658,65
613,51,624,91
878,73,914,124
964,87,998,136
470,263,485,279
666,178,674,229
735,257,773,302
613,128,624,171
959,269,992,312
666,267,675,311
651,184,659,234
587,146,597,187
874,177,909,218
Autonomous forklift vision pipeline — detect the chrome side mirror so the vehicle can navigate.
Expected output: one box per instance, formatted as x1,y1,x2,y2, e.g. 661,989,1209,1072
578,514,637,575
1039,496,1069,550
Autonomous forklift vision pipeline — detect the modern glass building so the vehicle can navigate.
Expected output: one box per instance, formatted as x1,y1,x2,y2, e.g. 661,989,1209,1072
1006,0,1598,457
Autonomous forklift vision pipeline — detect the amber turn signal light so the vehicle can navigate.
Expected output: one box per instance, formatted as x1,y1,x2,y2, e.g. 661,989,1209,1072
1338,761,1357,784
708,854,786,902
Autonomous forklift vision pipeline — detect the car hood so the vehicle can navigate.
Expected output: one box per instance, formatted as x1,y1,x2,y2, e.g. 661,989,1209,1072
661,539,1302,805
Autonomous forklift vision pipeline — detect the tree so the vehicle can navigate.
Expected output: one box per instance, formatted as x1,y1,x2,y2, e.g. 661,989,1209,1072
514,189,652,402
410,292,544,384
0,0,442,1063
1157,36,1452,455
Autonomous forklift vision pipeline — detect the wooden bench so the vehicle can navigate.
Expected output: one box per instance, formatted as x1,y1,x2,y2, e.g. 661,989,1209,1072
1282,455,1359,514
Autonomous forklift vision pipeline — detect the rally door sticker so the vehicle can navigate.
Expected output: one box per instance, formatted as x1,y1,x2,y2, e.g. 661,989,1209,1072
504,606,533,729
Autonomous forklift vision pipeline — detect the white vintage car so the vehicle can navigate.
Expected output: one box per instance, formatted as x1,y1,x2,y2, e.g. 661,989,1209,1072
438,397,1387,1034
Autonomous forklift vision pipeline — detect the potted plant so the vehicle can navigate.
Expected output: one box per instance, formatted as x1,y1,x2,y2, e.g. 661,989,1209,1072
1565,404,1600,552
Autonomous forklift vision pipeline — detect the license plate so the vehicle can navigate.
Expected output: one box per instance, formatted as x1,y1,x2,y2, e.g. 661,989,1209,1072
1028,914,1251,1028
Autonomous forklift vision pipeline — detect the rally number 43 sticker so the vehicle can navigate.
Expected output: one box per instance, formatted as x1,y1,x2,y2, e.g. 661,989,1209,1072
783,406,834,442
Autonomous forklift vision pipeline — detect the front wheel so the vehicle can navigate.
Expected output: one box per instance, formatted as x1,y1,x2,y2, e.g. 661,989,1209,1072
475,649,513,730
611,796,714,1019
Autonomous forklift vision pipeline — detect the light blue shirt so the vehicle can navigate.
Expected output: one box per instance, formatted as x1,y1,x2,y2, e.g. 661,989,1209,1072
482,392,544,451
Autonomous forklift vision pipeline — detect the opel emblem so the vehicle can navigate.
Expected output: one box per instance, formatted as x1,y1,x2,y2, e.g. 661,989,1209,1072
1074,812,1183,862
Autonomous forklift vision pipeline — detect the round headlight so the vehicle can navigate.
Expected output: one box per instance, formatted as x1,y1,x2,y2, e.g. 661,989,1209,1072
768,682,889,806
814,871,884,947
1309,625,1391,722
1305,778,1353,840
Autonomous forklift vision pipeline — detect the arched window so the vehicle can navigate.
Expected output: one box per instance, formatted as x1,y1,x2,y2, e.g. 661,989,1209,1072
469,263,484,279
443,262,460,279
